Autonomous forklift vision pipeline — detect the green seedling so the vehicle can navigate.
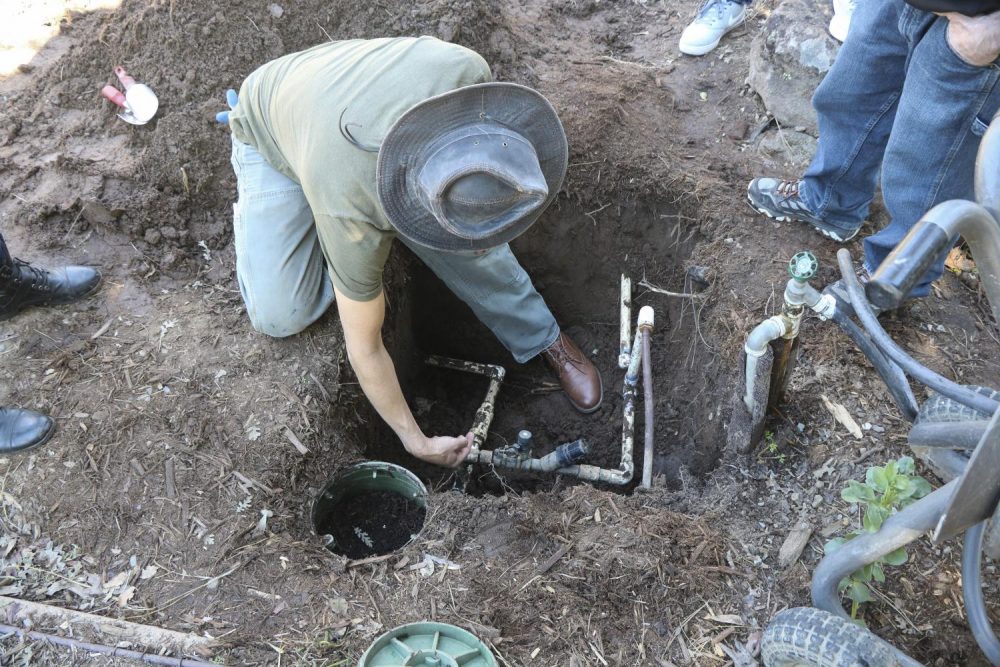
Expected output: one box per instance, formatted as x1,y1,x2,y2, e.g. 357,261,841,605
762,430,787,464
824,456,932,621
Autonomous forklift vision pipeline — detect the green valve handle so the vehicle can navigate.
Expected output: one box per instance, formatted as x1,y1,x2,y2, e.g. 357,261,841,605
788,251,818,282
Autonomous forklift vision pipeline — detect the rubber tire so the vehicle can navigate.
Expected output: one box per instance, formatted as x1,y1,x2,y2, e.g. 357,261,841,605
762,607,903,667
916,385,998,424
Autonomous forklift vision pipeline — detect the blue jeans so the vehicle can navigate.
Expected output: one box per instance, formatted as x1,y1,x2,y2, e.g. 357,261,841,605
229,137,560,362
800,0,1000,296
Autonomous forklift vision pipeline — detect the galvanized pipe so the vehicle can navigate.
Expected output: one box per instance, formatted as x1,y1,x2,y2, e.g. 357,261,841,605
975,109,1000,224
743,315,792,413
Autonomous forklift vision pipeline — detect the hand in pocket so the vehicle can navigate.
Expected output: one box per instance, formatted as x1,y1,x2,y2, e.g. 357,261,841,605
941,10,1000,67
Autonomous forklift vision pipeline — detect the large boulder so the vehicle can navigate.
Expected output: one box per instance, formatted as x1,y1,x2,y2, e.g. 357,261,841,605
749,0,841,136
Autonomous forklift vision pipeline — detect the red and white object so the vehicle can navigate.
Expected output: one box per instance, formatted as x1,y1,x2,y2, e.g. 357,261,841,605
100,66,158,125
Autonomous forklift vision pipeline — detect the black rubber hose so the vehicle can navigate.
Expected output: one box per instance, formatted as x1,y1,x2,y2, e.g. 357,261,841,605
837,249,999,416
962,522,1000,665
830,307,919,422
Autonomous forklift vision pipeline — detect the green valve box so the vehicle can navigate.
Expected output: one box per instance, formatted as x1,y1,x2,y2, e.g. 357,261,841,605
358,623,497,666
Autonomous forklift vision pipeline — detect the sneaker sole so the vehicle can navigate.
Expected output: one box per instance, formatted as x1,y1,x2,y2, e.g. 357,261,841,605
746,191,859,242
679,15,746,56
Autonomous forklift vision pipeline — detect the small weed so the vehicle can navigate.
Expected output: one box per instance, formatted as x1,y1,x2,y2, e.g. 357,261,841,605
761,430,787,464
824,456,932,621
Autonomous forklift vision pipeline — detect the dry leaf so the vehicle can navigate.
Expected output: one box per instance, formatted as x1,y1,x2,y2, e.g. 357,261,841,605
778,523,813,568
945,247,976,274
103,571,129,591
821,394,862,439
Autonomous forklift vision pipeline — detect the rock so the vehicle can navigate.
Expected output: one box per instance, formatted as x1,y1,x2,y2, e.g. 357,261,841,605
268,3,284,17
80,200,121,225
757,129,818,169
779,522,813,567
748,0,841,136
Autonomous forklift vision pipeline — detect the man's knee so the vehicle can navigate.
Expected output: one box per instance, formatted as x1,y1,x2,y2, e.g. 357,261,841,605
245,294,316,338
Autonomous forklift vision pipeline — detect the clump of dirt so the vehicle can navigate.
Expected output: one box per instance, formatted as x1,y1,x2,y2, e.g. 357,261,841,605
315,490,426,559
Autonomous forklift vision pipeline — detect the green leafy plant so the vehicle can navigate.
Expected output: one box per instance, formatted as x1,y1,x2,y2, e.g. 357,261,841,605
824,456,932,620
762,430,787,464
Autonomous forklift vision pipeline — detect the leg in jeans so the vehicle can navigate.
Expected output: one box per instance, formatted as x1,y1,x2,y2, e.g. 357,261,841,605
230,136,334,337
868,14,1000,296
401,239,560,363
799,0,919,233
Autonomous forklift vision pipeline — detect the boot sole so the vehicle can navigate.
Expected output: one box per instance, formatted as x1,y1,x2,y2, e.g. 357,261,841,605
746,192,858,242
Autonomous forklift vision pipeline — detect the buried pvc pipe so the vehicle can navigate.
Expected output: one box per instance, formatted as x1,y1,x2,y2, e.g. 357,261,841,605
619,274,632,369
0,624,216,667
431,329,640,485
639,306,655,489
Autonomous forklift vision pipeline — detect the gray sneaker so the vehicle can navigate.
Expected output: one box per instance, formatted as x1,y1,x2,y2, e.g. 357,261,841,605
747,178,860,243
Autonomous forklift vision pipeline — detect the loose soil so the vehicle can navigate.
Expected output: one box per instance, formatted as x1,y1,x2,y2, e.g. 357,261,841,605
314,490,427,560
0,0,998,665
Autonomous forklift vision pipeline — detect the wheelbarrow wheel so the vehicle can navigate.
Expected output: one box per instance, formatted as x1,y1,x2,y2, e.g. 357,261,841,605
762,607,904,667
917,385,998,424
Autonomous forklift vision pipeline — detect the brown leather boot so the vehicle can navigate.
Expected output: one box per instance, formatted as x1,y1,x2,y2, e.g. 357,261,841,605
541,331,603,413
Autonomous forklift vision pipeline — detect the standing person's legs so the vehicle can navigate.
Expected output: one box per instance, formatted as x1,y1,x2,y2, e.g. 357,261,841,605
230,137,335,337
798,0,918,232
401,240,560,363
867,14,1000,296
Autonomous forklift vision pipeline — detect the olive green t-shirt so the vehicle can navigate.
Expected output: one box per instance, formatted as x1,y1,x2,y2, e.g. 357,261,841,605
229,37,492,301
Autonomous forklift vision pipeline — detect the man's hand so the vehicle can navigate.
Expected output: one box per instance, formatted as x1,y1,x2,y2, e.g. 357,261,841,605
941,10,1000,67
403,432,473,468
336,287,473,469
215,89,239,124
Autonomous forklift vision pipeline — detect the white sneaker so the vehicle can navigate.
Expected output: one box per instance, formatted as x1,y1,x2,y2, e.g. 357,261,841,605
829,0,855,43
678,0,748,56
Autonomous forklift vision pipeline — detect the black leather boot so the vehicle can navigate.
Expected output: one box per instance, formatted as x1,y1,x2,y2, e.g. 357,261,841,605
0,259,101,321
0,408,55,454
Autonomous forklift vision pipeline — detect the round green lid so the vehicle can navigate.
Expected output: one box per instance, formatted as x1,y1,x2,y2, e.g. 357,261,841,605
359,623,497,667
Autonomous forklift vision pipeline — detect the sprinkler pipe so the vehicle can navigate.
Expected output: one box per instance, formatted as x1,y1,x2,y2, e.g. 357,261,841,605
427,353,636,484
0,624,216,667
619,274,633,369
639,306,656,489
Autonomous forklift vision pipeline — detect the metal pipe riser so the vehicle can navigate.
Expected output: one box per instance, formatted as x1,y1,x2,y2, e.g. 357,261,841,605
975,109,1000,223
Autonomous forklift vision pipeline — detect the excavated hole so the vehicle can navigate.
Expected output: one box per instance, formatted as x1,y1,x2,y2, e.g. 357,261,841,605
366,198,727,494
312,462,428,558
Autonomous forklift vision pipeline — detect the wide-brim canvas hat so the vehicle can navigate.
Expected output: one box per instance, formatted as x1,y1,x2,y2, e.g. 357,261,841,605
377,82,568,252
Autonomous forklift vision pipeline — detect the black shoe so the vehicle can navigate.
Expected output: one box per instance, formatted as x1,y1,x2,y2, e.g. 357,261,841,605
747,178,861,242
0,408,55,455
0,259,101,321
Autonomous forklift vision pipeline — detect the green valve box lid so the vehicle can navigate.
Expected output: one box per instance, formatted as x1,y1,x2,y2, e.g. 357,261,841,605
358,622,497,667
